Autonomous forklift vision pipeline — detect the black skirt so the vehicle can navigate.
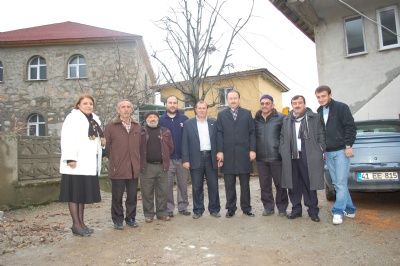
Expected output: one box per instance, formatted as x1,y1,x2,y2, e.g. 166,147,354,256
59,174,101,204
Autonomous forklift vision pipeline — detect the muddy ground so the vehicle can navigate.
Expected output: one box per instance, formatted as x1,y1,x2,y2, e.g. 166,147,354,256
1,177,399,266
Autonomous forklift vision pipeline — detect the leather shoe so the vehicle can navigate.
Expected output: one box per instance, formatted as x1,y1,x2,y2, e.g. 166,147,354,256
71,227,91,237
145,217,154,223
157,216,171,221
125,218,139,228
167,212,174,218
309,214,320,222
192,213,202,219
179,210,191,216
262,209,275,216
225,210,235,218
286,212,302,219
243,210,255,217
278,211,287,217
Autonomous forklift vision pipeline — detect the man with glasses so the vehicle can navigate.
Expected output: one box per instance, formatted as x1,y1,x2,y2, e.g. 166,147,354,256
254,94,288,217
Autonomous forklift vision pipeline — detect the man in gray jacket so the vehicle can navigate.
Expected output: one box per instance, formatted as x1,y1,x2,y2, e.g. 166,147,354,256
280,95,325,222
254,94,288,217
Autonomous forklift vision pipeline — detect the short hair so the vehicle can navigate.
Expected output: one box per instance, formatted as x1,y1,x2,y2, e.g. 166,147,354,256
164,95,178,105
74,94,95,109
315,85,331,95
195,101,208,109
291,95,306,105
117,99,133,109
226,90,240,99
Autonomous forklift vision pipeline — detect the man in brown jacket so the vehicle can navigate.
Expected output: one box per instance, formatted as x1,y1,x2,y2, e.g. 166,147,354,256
104,100,141,230
140,111,174,222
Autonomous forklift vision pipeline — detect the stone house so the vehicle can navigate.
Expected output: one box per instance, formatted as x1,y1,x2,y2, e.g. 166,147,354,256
158,68,290,119
270,0,400,120
0,21,156,136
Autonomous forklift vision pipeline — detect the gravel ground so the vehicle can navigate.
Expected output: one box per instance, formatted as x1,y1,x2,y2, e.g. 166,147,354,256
0,177,399,265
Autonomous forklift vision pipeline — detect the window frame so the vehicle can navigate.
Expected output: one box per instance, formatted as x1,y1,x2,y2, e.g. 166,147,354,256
344,15,367,56
218,87,233,107
376,5,400,50
26,113,46,136
0,61,3,82
28,56,47,80
68,55,87,79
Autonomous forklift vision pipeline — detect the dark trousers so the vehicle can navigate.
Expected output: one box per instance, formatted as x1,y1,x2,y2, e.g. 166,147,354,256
257,161,288,212
224,173,251,212
190,153,220,215
111,178,138,224
288,158,319,215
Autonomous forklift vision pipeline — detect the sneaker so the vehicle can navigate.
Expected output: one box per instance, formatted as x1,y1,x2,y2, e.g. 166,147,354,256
192,213,202,219
210,212,221,218
278,211,287,217
125,218,139,228
343,211,356,218
113,222,124,230
332,214,343,225
167,212,174,218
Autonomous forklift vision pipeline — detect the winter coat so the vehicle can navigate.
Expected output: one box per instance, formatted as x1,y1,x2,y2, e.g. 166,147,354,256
216,106,256,174
140,126,174,172
159,111,188,159
279,108,326,190
59,109,103,176
316,99,356,151
254,109,285,162
104,117,142,179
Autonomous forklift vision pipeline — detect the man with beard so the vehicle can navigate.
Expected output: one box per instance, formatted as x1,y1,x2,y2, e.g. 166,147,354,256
140,111,174,222
159,95,190,218
104,100,141,229
280,95,325,222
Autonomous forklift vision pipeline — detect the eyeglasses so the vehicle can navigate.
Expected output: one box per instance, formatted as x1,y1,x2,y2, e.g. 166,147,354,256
260,102,272,106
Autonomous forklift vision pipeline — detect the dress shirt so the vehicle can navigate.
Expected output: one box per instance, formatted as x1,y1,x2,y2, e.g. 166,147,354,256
196,117,211,151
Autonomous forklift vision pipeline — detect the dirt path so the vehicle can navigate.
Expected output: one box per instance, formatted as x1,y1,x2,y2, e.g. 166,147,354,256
1,177,399,265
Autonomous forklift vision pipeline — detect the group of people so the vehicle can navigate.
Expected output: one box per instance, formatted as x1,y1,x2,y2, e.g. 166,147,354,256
59,86,357,236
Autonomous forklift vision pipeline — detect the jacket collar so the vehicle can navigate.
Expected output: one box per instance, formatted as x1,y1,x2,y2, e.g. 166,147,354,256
111,116,137,124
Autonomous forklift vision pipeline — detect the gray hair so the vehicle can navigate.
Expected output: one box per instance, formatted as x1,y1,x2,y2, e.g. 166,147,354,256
117,99,133,109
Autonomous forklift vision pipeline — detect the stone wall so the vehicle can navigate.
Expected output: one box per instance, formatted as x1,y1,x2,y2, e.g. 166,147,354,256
0,40,153,136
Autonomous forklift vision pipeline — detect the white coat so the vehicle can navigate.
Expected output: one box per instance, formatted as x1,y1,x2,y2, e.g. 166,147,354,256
59,109,103,176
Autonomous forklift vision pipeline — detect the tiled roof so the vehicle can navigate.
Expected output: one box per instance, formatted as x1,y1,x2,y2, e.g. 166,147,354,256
0,21,140,45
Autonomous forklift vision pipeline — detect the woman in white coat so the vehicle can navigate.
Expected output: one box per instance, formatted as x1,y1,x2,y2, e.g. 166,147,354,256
59,94,106,236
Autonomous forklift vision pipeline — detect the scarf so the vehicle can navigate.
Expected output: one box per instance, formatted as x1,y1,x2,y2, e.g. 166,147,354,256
83,112,104,140
290,109,309,159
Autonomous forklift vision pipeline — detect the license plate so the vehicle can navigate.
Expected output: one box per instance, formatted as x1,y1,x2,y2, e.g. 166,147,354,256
357,172,399,180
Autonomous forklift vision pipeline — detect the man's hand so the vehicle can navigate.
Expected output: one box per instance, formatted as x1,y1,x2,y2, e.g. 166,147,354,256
250,151,256,161
345,147,354,158
183,162,190,170
67,162,77,169
217,152,224,168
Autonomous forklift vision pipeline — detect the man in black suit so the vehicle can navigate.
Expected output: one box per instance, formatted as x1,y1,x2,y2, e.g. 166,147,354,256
216,90,257,218
182,101,221,219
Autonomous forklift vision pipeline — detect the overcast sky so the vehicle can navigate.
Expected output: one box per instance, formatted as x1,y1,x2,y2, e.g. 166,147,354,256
0,0,320,110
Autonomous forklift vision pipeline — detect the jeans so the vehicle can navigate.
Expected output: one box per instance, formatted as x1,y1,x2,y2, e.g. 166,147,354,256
325,149,357,215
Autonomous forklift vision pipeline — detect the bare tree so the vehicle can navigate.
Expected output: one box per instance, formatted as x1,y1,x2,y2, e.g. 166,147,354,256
152,0,254,106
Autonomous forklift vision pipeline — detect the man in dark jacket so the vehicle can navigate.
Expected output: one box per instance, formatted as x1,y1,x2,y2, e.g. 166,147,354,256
140,111,174,222
254,94,288,217
280,95,325,222
315,85,357,225
216,90,256,218
104,100,142,230
159,95,191,217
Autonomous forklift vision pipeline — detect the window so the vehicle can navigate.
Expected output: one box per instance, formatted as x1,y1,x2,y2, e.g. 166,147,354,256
218,87,233,106
344,16,366,55
0,61,3,82
68,55,87,78
184,95,195,109
377,6,400,50
27,114,46,136
28,56,47,80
